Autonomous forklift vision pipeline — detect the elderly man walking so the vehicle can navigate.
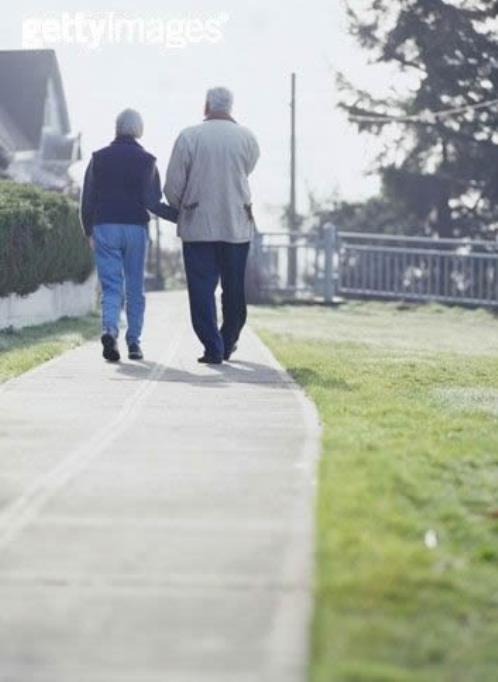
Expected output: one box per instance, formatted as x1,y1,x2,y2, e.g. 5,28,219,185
165,87,260,364
81,109,177,363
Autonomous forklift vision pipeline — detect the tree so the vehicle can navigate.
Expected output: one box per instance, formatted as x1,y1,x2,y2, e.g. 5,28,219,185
340,0,498,239
314,195,418,235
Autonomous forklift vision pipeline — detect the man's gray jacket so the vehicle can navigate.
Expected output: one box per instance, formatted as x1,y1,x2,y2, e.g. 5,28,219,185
164,118,260,243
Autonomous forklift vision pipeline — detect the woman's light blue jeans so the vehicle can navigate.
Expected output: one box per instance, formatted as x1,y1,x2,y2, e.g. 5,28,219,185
93,223,148,346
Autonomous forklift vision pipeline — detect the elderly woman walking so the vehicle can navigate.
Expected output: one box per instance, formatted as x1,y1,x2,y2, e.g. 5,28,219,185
80,109,177,363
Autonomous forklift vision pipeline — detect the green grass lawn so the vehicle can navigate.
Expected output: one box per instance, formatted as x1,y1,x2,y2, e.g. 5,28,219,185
251,301,498,682
0,315,100,384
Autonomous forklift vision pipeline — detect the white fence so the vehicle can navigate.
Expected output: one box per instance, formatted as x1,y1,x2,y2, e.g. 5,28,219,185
253,227,498,308
0,273,97,330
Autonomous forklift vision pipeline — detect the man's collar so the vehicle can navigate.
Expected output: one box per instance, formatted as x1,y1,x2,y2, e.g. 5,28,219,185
204,112,237,123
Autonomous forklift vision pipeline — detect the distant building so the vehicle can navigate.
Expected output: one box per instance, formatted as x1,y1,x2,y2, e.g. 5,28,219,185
0,49,81,192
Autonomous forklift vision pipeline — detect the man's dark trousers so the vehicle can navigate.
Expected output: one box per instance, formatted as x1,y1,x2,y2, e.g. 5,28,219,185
183,241,250,360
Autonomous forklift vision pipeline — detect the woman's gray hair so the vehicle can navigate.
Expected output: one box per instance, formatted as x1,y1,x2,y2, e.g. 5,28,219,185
206,87,234,114
115,108,144,138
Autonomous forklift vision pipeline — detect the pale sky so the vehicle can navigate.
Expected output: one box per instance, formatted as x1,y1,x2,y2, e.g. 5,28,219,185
2,0,398,229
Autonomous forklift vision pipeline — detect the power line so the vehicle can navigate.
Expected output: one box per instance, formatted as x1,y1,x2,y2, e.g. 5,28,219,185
348,96,498,125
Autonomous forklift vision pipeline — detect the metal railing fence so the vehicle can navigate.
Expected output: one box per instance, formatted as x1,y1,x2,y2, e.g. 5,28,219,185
252,226,498,308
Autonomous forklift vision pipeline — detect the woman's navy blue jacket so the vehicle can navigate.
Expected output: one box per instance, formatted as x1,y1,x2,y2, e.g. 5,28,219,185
80,135,178,237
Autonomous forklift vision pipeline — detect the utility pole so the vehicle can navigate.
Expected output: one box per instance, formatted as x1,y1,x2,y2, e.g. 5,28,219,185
154,216,165,291
287,72,298,292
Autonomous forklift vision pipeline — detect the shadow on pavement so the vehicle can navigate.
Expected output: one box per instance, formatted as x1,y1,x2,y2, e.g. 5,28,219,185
112,358,296,388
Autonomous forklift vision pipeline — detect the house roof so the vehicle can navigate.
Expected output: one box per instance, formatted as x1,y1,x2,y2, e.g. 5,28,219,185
0,49,70,152
0,104,31,153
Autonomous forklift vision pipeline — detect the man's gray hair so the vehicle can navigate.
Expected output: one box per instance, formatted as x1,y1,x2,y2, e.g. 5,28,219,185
116,108,144,138
206,87,234,114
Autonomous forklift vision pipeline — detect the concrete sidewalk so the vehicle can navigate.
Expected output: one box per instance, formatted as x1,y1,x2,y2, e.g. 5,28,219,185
0,291,320,682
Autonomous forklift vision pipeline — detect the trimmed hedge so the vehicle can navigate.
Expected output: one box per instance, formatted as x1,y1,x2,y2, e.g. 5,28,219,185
0,181,94,298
